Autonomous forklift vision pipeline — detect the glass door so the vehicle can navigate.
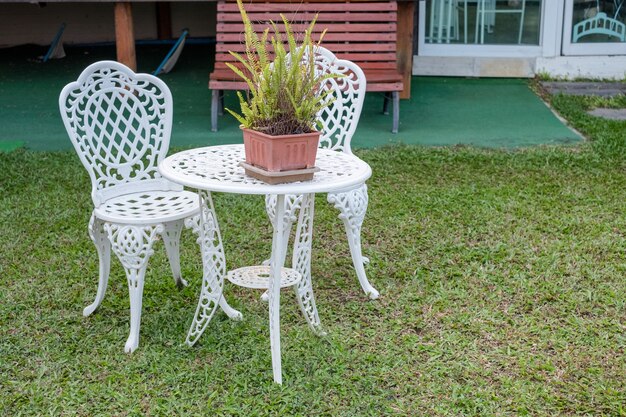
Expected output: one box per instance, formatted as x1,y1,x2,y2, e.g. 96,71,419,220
418,0,544,57
424,0,542,45
562,0,626,55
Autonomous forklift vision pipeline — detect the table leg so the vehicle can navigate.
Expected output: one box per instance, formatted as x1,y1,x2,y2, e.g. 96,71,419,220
268,194,288,384
292,193,324,335
185,190,242,346
264,194,303,230
259,194,302,301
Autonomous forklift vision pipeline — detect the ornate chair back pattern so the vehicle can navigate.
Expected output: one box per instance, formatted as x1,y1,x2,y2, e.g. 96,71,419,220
313,47,367,154
59,61,175,207
573,12,626,42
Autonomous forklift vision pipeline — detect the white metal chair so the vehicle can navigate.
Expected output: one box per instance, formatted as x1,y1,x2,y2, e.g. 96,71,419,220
59,61,239,353
428,0,461,44
265,47,379,301
475,0,525,44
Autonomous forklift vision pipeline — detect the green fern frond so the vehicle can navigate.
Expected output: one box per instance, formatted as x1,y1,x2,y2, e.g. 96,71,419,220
225,108,249,127
225,61,256,92
228,0,343,135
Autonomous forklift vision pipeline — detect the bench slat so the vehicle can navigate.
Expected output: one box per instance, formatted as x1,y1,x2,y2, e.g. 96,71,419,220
217,32,395,42
211,68,403,80
218,2,397,12
215,52,398,62
217,23,396,33
215,60,399,70
210,80,403,92
218,12,397,22
217,43,396,53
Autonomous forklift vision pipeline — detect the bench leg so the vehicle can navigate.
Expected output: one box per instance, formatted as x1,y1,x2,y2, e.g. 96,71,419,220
392,91,399,134
382,92,391,115
218,91,224,116
211,89,219,132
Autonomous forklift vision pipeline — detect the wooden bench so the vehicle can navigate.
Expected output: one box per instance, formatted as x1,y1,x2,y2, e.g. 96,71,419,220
209,0,404,133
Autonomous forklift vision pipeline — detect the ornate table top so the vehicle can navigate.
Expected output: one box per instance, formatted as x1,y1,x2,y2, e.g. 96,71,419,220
159,144,371,195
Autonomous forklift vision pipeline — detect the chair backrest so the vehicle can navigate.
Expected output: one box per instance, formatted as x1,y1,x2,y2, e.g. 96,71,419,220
59,61,176,207
313,47,367,154
573,12,626,42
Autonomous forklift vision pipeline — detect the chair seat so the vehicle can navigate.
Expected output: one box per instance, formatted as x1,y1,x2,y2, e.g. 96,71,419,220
95,190,200,225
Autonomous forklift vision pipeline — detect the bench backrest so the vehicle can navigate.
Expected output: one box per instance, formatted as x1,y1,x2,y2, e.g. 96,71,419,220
214,0,398,75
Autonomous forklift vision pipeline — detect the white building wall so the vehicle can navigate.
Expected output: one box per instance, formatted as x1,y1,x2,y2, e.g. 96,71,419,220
536,56,626,79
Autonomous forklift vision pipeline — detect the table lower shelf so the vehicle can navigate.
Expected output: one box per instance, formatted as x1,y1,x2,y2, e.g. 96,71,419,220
227,265,302,289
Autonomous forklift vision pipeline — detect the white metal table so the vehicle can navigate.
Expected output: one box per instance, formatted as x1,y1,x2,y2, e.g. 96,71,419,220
158,144,372,383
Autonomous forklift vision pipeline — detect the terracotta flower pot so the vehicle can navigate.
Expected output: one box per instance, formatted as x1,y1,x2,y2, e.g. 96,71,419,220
242,127,320,172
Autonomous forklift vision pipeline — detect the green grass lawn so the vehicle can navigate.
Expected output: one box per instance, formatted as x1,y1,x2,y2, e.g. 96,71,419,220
2,91,626,416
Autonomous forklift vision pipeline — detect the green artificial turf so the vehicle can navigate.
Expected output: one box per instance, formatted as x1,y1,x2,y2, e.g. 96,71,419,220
1,90,625,415
0,44,580,151
0,140,24,152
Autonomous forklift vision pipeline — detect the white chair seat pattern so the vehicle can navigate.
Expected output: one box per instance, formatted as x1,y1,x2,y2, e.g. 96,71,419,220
95,190,199,224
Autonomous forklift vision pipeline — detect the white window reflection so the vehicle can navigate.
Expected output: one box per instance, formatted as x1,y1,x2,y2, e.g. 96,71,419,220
571,0,625,43
425,0,542,45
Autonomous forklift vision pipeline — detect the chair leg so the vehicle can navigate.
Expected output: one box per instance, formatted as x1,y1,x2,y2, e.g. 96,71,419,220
83,214,111,317
518,0,526,44
292,193,325,335
328,184,379,300
211,89,219,132
104,223,162,353
162,220,188,289
463,0,468,43
382,92,391,115
218,296,243,320
475,0,482,44
392,91,400,134
185,191,242,346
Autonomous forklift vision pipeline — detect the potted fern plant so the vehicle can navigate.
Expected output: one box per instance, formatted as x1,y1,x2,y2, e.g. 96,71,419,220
226,0,337,181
